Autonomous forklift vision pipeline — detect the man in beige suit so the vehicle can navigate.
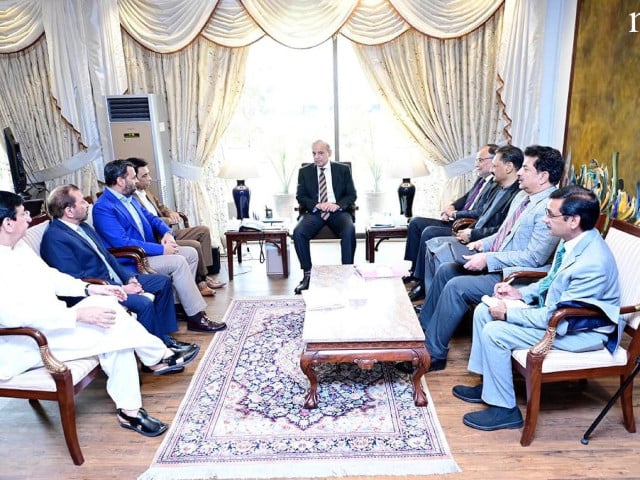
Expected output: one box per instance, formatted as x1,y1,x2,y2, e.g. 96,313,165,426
128,158,225,296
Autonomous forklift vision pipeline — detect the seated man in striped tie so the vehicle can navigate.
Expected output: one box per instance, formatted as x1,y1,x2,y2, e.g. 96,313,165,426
414,145,564,372
292,139,357,294
40,184,200,360
453,185,620,431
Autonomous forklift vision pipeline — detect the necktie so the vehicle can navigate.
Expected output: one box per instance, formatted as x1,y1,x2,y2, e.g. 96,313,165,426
489,196,530,252
75,226,123,285
462,178,486,210
318,167,329,220
538,243,566,305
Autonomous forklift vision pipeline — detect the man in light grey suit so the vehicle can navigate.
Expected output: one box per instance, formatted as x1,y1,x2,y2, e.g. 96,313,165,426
454,185,620,430
416,145,564,372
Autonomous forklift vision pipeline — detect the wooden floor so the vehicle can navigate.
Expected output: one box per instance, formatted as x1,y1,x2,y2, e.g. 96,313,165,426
2,239,639,480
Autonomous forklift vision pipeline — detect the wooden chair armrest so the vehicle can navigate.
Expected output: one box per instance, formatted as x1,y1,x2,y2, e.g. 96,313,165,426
0,327,68,374
503,271,547,283
177,211,190,228
452,218,475,232
108,246,157,274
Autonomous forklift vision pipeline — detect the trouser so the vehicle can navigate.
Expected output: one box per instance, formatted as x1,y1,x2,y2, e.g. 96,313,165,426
176,225,213,278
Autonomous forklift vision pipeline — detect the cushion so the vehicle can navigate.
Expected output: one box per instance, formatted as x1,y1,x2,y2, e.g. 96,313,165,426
0,357,100,391
20,221,49,254
512,346,627,374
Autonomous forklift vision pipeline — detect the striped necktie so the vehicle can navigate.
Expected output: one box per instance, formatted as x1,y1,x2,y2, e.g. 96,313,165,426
463,178,486,210
318,167,329,220
489,196,530,252
538,243,566,305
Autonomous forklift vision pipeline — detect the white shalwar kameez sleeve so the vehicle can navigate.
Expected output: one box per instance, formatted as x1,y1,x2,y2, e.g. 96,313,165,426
0,242,168,410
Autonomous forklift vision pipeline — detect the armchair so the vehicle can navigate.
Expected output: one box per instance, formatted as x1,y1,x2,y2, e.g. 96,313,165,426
507,218,640,446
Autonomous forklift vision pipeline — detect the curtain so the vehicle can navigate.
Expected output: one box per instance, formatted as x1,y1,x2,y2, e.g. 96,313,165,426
123,33,248,247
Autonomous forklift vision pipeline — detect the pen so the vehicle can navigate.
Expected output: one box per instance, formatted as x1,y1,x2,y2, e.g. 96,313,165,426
504,277,515,285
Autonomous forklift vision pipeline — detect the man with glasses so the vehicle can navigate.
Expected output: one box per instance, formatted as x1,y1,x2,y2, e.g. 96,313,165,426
404,144,498,302
416,145,563,372
453,185,620,431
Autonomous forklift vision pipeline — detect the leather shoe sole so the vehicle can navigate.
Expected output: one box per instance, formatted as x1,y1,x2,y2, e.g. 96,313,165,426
452,384,484,403
463,406,524,431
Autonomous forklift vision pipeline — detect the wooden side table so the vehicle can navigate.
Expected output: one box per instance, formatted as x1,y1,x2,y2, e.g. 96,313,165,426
365,225,408,263
224,229,289,280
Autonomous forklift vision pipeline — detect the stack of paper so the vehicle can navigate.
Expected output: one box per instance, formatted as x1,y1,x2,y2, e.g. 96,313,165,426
302,287,347,310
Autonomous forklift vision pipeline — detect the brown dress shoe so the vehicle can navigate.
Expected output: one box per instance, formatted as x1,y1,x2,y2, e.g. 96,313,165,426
205,277,226,289
187,312,227,332
197,281,216,297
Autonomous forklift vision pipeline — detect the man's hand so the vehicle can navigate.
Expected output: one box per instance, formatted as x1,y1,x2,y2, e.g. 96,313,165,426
463,252,488,271
456,228,472,244
168,211,181,225
493,282,522,300
76,306,118,328
87,284,127,302
467,240,484,252
488,301,507,321
316,202,340,213
441,204,455,221
160,232,179,254
123,277,143,294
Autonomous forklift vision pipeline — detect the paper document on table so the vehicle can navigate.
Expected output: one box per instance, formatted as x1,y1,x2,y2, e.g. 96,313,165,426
481,295,529,309
354,263,409,279
302,287,348,310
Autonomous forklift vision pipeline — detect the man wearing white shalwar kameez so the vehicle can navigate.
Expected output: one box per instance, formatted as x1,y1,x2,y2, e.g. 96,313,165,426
0,191,197,437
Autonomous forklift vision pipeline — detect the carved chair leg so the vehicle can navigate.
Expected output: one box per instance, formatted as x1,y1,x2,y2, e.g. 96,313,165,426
520,372,542,447
54,374,84,465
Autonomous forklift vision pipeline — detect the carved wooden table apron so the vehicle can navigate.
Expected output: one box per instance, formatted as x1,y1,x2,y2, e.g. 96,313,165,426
300,265,430,409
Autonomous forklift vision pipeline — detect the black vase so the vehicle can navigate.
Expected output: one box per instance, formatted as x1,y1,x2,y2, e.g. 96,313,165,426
398,178,415,218
232,180,251,219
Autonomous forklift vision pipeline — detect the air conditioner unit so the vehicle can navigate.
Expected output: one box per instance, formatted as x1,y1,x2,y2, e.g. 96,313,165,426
105,94,175,208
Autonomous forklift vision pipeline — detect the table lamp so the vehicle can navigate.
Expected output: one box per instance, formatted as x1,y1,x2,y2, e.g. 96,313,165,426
218,153,260,219
388,155,429,218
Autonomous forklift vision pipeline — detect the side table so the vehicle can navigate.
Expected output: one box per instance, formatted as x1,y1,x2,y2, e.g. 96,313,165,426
365,225,408,263
224,229,289,280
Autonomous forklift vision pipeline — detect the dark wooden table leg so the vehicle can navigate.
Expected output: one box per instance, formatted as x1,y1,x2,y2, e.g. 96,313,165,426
410,347,430,407
300,350,319,409
226,234,234,281
281,232,289,277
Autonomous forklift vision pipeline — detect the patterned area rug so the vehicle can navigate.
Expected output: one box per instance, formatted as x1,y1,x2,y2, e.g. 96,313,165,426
139,297,459,479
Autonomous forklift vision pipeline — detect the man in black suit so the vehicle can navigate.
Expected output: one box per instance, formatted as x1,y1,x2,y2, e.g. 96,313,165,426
292,139,357,294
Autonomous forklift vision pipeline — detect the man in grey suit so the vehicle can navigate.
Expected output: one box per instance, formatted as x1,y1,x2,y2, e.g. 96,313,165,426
417,145,564,371
418,144,524,293
453,185,620,431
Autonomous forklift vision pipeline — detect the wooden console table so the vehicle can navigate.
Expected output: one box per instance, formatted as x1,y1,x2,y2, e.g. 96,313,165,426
224,229,289,281
300,265,430,409
365,225,408,262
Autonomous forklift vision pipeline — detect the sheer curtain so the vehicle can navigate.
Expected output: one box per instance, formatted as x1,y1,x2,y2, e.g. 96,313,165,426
123,34,248,247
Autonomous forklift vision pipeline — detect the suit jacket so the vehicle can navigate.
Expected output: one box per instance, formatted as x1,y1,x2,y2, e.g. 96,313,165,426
453,175,496,220
92,188,171,257
469,180,521,240
481,187,560,274
510,229,622,350
296,162,357,218
133,190,174,226
40,218,136,284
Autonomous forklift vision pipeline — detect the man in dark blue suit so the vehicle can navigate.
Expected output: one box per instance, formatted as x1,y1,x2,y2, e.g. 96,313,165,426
40,184,198,357
292,139,357,293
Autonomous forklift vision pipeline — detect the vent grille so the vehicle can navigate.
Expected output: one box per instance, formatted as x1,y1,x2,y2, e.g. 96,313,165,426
107,96,151,122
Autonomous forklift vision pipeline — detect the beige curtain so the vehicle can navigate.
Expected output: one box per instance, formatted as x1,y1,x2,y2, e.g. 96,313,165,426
123,34,248,247
353,9,504,197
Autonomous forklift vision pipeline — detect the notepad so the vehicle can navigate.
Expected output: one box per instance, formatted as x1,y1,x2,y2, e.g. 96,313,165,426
481,295,529,309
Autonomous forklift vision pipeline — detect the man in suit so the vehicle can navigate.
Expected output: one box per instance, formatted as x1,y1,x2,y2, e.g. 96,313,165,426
404,144,497,302
419,144,524,293
417,145,564,371
40,184,198,357
292,139,357,294
128,157,225,296
0,191,200,437
453,186,620,431
92,159,226,333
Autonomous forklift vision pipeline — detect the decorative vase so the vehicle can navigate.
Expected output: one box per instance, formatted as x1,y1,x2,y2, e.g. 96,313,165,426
232,180,251,219
398,178,416,218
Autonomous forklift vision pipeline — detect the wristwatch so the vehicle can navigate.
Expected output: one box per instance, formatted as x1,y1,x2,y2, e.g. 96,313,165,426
84,284,91,296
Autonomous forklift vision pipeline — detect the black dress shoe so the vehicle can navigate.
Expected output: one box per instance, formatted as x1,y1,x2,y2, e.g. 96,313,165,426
165,336,201,356
408,283,425,302
117,408,168,437
452,384,484,403
187,312,227,332
402,274,417,285
462,406,524,431
294,275,310,294
428,358,447,372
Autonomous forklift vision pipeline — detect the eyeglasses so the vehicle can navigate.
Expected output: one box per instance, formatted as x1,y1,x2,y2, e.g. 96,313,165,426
544,208,565,219
475,156,493,163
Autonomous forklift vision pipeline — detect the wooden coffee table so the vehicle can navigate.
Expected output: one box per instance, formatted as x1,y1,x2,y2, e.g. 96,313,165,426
300,265,430,409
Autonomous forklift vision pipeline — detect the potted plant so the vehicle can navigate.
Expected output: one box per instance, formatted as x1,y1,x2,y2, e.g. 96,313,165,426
269,150,297,219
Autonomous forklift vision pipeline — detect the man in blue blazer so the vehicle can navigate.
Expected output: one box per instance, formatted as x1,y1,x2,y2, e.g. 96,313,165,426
92,160,225,333
454,185,620,431
40,185,198,357
292,139,357,293
417,146,564,372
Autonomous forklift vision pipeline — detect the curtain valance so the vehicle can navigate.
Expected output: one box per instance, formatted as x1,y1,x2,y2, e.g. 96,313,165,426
0,0,504,53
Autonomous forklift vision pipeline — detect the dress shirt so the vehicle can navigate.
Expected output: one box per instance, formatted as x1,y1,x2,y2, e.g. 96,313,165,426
136,190,160,216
